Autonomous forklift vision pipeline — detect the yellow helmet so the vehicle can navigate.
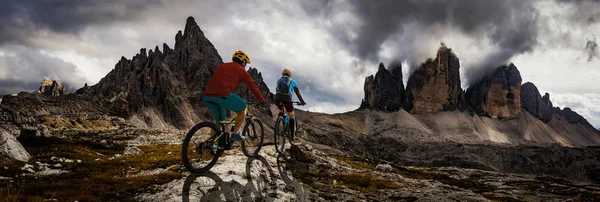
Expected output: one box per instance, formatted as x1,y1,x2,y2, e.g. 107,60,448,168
232,50,251,64
282,69,292,77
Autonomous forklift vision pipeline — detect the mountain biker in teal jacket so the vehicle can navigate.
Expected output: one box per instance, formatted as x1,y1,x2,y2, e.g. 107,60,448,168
274,68,306,138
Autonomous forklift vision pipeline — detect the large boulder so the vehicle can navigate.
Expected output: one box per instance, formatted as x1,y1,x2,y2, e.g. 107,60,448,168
466,64,522,119
0,129,31,166
520,82,553,122
39,78,68,96
405,45,462,113
360,63,404,111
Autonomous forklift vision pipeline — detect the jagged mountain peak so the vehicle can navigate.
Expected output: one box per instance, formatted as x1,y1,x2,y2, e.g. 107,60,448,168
466,64,522,119
521,82,553,122
405,45,462,113
377,62,385,71
184,16,200,35
360,62,404,111
78,17,270,129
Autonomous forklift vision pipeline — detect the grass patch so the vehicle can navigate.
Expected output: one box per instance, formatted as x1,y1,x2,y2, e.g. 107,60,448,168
391,166,429,180
1,137,185,201
331,155,376,171
504,178,600,200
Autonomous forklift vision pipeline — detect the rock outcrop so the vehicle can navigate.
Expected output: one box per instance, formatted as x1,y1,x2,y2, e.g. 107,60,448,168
360,63,404,111
0,128,31,166
0,92,127,129
75,83,92,95
520,82,553,122
466,64,522,119
556,107,592,126
405,45,462,113
39,78,67,96
82,17,272,129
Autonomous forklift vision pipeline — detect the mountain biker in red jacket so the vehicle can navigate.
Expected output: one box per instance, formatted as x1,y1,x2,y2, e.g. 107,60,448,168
203,50,265,141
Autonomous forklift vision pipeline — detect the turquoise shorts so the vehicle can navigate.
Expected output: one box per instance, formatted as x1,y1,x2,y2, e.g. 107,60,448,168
203,93,247,122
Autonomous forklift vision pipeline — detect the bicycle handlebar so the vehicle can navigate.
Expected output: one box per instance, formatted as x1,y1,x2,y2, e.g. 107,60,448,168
247,101,306,106
293,101,306,106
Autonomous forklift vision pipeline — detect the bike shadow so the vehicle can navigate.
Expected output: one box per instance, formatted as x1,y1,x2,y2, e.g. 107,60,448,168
182,153,301,201
275,145,312,200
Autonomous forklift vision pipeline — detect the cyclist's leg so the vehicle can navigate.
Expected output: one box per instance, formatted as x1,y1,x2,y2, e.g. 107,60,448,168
275,101,285,117
284,102,296,137
221,93,248,140
203,96,227,132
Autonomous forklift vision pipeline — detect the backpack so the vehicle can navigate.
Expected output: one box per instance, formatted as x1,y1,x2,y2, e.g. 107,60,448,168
276,76,292,95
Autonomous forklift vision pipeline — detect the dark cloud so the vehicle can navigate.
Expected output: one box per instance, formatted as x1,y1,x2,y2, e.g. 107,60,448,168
0,45,88,95
0,0,161,47
291,74,349,105
299,0,335,18
303,0,538,67
585,36,598,62
258,61,350,106
0,79,41,96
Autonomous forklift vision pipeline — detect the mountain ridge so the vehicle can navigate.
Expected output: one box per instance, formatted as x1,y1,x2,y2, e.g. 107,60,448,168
360,45,598,145
1,16,600,201
76,17,272,129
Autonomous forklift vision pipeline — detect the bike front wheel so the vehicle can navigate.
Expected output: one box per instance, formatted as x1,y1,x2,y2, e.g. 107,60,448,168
274,116,286,154
241,117,265,157
182,122,223,173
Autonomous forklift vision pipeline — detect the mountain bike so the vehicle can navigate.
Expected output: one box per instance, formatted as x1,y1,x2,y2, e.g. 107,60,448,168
182,102,264,173
274,101,304,154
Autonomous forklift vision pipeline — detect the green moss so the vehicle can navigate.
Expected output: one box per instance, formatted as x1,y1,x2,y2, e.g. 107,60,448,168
426,172,495,193
391,166,429,179
0,137,185,201
331,155,376,171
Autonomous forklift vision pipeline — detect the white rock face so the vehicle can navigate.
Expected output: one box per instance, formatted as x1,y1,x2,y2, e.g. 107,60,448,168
136,147,316,202
375,164,393,172
0,129,31,166
124,145,144,156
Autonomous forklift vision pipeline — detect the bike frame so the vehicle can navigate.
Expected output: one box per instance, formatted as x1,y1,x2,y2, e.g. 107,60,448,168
209,102,254,149
276,101,303,136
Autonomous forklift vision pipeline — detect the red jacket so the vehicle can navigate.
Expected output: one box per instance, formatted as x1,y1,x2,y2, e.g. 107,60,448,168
204,62,265,103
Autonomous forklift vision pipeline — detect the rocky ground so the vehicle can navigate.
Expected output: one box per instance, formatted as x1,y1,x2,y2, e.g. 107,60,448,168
2,16,600,202
2,128,600,202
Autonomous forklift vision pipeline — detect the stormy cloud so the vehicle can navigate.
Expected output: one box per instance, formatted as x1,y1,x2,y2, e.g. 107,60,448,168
586,36,598,62
0,0,598,127
301,0,600,86
0,45,88,96
302,0,538,79
0,0,161,48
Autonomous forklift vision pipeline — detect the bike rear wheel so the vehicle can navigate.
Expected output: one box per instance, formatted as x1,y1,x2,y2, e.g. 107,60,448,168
241,117,265,157
274,116,286,154
182,122,224,173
